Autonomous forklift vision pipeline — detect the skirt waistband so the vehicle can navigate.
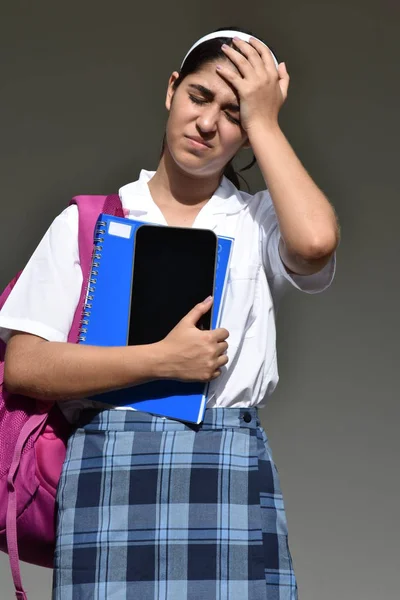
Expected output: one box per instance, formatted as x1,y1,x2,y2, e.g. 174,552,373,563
76,407,261,432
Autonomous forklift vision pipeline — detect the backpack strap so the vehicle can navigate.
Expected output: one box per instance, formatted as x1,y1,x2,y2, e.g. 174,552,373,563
67,194,123,343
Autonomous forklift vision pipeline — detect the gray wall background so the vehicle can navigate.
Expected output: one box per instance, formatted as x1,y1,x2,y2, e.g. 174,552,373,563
1,1,399,598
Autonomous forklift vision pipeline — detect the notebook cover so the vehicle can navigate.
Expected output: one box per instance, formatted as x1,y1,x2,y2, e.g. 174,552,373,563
79,213,233,423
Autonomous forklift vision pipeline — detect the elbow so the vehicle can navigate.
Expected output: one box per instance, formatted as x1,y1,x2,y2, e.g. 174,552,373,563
3,355,58,404
4,359,24,396
304,232,339,262
4,359,53,403
310,222,341,258
3,353,32,396
4,337,38,397
3,333,46,399
4,359,60,407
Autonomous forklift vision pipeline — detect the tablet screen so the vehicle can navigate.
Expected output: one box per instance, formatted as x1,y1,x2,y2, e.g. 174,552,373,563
128,225,217,346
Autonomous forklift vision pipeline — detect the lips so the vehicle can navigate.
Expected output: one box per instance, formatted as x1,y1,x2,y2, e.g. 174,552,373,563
186,136,212,149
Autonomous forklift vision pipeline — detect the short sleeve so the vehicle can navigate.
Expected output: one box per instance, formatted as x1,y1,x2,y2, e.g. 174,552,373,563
258,190,337,300
0,205,82,344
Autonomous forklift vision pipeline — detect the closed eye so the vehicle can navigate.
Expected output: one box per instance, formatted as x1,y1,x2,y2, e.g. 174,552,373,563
225,112,241,125
188,95,241,126
189,95,207,106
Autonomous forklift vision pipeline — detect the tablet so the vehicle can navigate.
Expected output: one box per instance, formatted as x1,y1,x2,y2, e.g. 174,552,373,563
128,225,217,346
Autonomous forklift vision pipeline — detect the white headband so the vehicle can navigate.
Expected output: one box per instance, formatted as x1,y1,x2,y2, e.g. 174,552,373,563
180,30,279,70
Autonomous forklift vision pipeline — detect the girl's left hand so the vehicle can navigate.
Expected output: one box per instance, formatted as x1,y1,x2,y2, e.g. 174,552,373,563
218,37,290,134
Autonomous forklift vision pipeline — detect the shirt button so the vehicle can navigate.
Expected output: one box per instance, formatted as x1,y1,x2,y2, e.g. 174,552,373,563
243,411,252,423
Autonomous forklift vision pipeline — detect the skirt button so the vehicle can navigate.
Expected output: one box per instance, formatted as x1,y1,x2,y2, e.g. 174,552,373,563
243,411,252,423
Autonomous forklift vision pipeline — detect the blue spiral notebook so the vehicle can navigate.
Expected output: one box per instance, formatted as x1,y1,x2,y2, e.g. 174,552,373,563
79,213,233,423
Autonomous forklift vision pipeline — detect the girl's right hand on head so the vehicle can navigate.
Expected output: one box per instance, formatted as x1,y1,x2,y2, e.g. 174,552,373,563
158,297,229,382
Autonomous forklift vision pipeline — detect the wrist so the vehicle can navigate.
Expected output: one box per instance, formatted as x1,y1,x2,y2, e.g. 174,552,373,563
247,120,282,145
148,340,171,379
124,341,167,383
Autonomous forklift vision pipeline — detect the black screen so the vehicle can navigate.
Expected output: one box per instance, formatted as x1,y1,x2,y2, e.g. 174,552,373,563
128,225,217,346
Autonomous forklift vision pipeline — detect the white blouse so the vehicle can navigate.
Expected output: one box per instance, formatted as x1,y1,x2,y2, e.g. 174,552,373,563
0,170,336,422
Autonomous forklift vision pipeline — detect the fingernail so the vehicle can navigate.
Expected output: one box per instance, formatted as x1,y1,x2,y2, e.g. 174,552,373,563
203,296,213,303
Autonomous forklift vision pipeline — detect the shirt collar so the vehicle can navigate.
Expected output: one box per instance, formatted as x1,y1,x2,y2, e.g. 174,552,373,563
118,169,249,217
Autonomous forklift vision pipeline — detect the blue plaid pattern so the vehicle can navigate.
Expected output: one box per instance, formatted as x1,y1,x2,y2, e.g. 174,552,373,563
52,407,298,599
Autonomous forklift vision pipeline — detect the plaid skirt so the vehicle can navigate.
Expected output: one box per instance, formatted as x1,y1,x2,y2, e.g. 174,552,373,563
52,407,298,600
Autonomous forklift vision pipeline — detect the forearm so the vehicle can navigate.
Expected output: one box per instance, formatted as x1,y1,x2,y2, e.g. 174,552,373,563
250,123,340,256
4,336,164,402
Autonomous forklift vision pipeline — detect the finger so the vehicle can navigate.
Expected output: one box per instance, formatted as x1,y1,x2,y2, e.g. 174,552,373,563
216,341,229,355
210,370,221,380
215,63,246,96
220,43,253,78
212,327,230,342
229,37,266,73
278,63,290,100
183,296,213,325
248,37,279,74
217,354,229,367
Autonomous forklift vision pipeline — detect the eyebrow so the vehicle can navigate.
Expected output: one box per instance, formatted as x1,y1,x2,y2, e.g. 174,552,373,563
188,84,240,112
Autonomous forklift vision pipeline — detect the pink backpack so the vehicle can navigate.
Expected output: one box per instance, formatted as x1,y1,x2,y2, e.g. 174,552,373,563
0,193,123,600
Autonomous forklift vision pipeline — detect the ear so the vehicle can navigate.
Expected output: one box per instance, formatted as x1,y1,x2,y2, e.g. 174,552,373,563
165,71,180,111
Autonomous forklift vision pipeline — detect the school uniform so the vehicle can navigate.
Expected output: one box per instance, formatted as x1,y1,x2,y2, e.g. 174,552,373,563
0,170,336,599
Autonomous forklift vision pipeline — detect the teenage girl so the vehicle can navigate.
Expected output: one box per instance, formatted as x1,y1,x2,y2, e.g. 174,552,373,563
0,26,339,600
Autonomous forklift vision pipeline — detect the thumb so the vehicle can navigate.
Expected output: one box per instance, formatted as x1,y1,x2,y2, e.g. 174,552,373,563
278,62,290,100
183,296,213,326
278,61,287,75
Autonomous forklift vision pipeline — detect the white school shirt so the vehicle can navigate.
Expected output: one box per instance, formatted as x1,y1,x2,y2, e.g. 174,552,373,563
0,169,336,422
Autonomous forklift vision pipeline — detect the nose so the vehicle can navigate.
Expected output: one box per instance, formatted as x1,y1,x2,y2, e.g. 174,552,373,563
196,106,219,133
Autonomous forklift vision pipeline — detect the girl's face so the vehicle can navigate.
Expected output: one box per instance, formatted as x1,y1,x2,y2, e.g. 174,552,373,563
164,60,250,178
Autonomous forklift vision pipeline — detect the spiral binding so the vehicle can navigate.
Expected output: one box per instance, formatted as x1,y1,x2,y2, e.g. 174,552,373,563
77,220,106,342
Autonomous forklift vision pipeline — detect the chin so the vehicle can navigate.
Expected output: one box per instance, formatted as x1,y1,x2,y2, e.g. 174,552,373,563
170,147,222,179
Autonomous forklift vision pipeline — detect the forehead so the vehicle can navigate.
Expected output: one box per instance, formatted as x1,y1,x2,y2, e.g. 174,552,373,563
183,61,240,103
